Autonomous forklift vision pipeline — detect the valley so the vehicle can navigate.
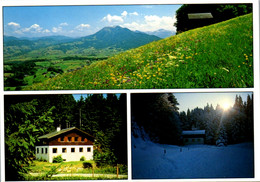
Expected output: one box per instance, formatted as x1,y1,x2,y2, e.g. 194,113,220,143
4,26,161,90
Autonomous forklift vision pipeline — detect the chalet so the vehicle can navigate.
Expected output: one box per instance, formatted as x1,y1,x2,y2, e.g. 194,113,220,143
36,127,95,163
182,130,205,145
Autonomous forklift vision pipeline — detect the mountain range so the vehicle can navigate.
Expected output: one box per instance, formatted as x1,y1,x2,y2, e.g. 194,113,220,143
4,26,162,60
136,29,175,38
144,29,175,38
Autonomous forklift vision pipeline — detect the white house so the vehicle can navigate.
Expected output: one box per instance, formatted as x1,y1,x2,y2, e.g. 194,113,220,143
36,127,95,163
182,130,205,145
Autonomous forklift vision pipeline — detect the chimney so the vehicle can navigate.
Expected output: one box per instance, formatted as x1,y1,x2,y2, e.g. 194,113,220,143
57,126,61,132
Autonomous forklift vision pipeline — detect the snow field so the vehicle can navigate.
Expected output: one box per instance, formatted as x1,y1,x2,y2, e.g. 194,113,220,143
132,137,254,179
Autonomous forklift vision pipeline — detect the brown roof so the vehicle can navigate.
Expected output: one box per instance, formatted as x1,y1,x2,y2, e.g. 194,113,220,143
38,127,95,140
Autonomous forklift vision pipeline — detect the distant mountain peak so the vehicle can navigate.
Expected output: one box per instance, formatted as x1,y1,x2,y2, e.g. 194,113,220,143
98,25,131,33
4,25,161,59
79,26,161,50
137,29,176,38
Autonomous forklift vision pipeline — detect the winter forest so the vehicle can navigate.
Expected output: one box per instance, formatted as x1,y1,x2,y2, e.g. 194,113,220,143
131,93,254,179
132,93,253,145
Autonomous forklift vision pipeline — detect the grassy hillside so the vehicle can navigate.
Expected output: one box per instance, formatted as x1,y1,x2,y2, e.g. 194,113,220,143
25,13,253,90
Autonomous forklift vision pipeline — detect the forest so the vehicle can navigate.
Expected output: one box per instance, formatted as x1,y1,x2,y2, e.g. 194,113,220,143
4,56,108,91
4,94,127,181
175,4,252,33
131,93,253,145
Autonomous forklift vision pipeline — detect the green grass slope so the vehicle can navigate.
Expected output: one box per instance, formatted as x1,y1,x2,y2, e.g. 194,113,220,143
25,13,253,90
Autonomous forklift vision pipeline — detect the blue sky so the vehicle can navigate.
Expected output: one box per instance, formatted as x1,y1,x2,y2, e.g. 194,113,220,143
174,92,253,112
73,93,122,101
4,4,182,37
73,92,253,112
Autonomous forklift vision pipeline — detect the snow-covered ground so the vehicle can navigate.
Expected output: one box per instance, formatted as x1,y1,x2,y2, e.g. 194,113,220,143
132,137,254,179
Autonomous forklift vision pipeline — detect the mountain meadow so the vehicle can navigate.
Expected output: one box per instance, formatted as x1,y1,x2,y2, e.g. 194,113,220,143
4,13,253,90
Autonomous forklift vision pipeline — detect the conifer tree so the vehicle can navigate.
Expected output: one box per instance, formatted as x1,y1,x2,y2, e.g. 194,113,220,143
5,99,54,180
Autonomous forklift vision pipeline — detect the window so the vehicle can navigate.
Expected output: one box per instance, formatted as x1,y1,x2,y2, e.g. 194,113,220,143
61,137,64,142
45,148,48,154
87,147,91,152
197,138,201,142
62,148,67,153
53,148,57,153
192,139,195,142
37,148,39,154
68,137,71,142
75,137,78,142
79,148,83,152
41,148,44,154
71,148,75,153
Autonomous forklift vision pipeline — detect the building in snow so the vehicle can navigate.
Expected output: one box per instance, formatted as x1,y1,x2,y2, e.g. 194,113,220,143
36,127,94,163
182,130,205,145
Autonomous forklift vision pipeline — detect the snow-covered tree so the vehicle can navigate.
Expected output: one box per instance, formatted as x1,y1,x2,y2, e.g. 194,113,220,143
179,111,190,130
131,93,182,145
216,124,228,146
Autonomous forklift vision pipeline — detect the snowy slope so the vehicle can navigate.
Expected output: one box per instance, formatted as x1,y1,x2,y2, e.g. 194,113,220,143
132,133,254,179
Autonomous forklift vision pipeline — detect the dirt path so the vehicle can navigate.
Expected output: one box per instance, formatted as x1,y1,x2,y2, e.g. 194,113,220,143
29,172,127,179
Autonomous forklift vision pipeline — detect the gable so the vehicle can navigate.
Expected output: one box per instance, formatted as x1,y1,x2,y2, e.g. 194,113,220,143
38,127,94,146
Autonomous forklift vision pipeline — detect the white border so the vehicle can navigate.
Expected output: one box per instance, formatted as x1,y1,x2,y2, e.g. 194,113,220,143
1,0,259,181
1,2,4,182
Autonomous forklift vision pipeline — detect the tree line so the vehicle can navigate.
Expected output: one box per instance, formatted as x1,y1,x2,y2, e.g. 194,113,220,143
5,61,37,89
4,94,127,180
131,93,253,146
174,4,252,33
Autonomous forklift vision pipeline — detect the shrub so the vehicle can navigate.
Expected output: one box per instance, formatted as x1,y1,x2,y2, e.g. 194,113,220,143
47,66,64,74
83,162,92,168
37,157,47,162
94,150,117,167
80,156,86,161
118,164,128,175
52,155,63,163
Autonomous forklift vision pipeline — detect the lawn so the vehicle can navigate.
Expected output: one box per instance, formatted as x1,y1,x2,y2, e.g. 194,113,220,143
25,160,127,180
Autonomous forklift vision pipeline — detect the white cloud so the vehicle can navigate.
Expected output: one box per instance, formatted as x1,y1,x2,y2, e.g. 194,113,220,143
102,14,124,23
75,24,91,31
60,22,68,26
121,11,128,17
52,27,62,33
123,22,140,29
123,15,177,32
8,22,20,28
23,24,43,33
130,12,139,16
102,11,138,24
6,22,51,36
14,30,23,35
43,29,51,33
52,23,70,33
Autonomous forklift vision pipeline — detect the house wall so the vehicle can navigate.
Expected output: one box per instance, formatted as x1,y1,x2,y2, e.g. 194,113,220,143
183,137,204,145
36,145,94,163
36,145,93,163
36,146,50,162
